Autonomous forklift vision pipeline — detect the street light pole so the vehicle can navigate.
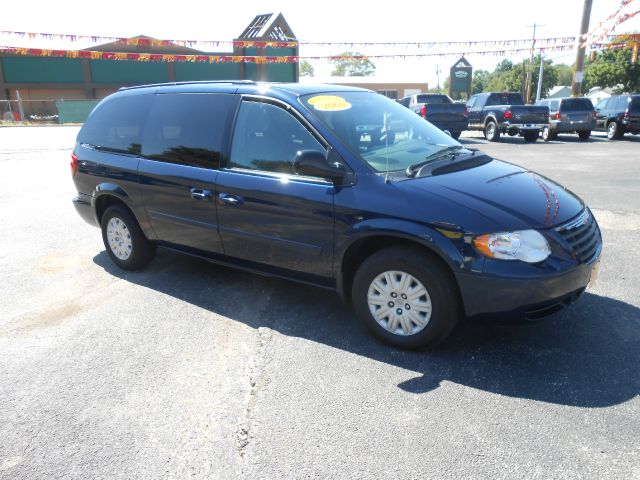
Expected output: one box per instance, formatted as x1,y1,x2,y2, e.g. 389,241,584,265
572,0,593,97
525,23,544,104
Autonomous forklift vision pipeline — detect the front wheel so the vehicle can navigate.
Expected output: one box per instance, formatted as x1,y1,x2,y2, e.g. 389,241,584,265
578,131,591,141
101,205,156,270
485,121,500,142
523,130,539,143
351,247,460,349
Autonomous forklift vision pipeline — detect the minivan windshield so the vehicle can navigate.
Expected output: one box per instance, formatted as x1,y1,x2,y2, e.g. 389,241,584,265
300,92,459,173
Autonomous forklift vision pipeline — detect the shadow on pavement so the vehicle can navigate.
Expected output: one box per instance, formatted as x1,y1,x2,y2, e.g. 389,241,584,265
94,250,640,408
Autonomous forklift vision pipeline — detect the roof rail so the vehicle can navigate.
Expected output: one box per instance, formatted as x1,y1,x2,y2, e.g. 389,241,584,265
118,80,258,91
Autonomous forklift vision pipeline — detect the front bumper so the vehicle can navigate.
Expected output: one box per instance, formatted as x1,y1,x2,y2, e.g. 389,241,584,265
455,256,600,321
72,194,99,227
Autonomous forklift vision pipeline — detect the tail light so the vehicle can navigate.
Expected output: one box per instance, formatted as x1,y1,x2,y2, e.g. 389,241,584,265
419,105,426,117
555,111,561,120
593,110,597,119
623,109,630,119
463,107,469,118
504,110,512,120
70,152,78,177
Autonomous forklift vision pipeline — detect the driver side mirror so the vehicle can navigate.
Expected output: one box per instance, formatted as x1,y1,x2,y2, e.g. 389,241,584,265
293,150,347,180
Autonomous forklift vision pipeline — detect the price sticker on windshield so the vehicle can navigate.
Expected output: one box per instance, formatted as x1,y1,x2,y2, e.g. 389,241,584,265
307,95,352,111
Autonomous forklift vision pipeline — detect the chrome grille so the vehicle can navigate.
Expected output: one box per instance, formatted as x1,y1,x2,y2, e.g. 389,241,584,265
555,209,601,263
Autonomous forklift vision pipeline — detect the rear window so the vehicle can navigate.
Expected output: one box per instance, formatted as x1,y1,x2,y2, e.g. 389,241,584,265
630,97,640,113
561,98,594,111
78,94,152,154
486,93,524,106
416,94,451,104
141,93,237,169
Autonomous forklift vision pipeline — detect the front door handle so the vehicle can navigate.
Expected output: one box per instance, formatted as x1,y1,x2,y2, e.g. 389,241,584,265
190,188,212,201
218,193,243,206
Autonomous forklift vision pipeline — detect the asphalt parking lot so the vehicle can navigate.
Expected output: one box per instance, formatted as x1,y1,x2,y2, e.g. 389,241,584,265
1,126,639,479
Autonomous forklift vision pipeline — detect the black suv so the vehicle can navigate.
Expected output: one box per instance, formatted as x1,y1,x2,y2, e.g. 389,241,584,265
594,94,640,140
536,97,595,141
71,81,601,349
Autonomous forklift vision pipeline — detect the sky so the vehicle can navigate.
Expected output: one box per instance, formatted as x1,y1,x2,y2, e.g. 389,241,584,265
1,0,639,88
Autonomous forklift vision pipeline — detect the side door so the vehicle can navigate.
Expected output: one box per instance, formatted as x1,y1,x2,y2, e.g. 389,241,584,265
215,97,335,280
595,98,609,129
137,92,239,254
466,94,482,127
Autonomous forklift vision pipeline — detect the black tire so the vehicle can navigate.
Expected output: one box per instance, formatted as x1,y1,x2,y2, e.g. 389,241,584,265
523,130,539,143
451,131,461,140
541,126,554,142
484,121,500,142
606,121,622,140
351,246,460,350
100,204,155,271
578,131,591,141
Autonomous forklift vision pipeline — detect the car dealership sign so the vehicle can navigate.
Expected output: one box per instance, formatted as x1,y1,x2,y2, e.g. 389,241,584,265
449,56,472,99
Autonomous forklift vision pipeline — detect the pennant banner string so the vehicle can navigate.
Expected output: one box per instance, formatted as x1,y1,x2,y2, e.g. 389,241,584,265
0,41,634,64
1,29,639,50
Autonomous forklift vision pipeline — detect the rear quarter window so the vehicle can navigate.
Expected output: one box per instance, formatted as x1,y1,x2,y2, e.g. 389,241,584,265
78,94,152,154
629,97,640,112
141,93,237,169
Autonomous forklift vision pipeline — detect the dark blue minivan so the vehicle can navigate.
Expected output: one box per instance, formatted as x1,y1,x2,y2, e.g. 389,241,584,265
71,81,602,349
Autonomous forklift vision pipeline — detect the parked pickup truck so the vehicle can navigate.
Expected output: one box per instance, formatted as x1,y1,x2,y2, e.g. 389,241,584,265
466,92,549,142
398,93,468,139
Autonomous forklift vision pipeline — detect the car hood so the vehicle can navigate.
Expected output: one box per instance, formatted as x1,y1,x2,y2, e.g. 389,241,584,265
398,158,584,231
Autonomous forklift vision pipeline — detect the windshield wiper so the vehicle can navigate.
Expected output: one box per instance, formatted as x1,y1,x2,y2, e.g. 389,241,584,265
406,145,465,178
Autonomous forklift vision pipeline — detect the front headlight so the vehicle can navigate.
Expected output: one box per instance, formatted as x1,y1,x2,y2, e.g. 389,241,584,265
473,230,551,263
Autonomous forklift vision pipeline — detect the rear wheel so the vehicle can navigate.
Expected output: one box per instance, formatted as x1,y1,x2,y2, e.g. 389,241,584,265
352,246,460,349
523,130,539,143
101,205,155,270
484,121,500,142
578,131,591,141
606,121,622,140
541,127,554,142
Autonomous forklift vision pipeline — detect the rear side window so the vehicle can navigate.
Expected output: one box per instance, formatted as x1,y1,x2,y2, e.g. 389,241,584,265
561,98,594,111
486,93,524,106
550,100,560,111
230,101,324,174
142,93,237,169
629,97,640,113
78,94,152,154
614,96,630,111
416,94,450,104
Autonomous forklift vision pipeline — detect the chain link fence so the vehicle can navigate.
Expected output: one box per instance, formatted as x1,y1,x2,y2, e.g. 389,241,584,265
1,99,99,124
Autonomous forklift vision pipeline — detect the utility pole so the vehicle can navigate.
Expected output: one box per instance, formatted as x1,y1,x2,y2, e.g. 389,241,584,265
526,23,544,104
436,64,441,93
536,56,545,102
572,0,593,97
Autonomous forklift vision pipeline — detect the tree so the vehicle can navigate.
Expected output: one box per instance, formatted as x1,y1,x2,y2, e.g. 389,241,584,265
471,69,491,94
329,52,376,77
553,63,574,86
490,55,558,100
299,60,315,77
584,47,640,93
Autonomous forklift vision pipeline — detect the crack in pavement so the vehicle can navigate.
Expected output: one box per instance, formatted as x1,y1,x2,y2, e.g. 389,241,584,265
235,325,275,464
